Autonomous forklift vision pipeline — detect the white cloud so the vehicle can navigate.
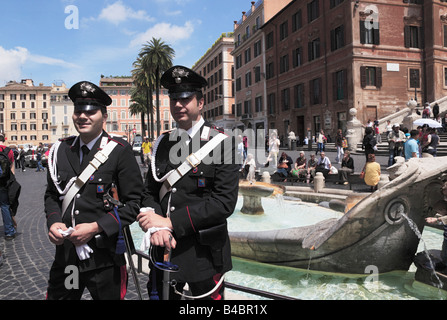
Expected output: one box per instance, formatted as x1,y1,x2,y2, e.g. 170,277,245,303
0,47,29,85
129,21,195,47
98,1,154,25
0,46,80,85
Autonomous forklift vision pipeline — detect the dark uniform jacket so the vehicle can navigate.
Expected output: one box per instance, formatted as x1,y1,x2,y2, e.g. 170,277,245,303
141,122,239,283
44,131,143,272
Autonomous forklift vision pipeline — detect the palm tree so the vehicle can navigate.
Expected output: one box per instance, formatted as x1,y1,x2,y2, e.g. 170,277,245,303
131,57,155,139
138,38,175,137
129,88,147,139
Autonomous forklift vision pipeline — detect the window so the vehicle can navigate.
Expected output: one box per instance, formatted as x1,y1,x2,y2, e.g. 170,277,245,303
409,69,420,88
292,10,302,32
281,88,290,110
334,70,347,100
236,55,242,69
255,96,263,112
331,25,345,51
404,25,422,48
266,32,274,49
294,83,305,108
254,66,261,83
244,48,251,64
266,62,275,79
310,78,322,105
308,38,320,61
280,21,288,41
254,40,262,57
280,55,289,74
293,47,302,67
444,25,447,47
307,0,319,23
330,0,344,8
360,66,382,88
244,100,252,115
360,20,380,45
245,72,252,87
236,77,242,91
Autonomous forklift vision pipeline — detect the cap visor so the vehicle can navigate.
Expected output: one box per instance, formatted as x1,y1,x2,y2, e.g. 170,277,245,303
169,91,196,99
74,104,103,112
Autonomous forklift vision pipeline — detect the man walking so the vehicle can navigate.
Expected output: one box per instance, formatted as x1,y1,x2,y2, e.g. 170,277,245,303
0,134,16,240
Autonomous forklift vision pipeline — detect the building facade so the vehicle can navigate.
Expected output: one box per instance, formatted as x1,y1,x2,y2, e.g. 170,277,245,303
50,81,77,143
260,0,447,144
0,79,52,147
99,76,173,142
232,0,293,146
193,33,236,130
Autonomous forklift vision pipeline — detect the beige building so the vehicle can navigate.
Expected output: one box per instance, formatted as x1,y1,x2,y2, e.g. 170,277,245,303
193,33,236,130
50,81,77,143
0,79,51,147
100,76,173,141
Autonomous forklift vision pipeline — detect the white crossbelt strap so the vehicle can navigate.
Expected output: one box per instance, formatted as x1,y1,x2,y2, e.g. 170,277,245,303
159,133,228,200
61,140,118,218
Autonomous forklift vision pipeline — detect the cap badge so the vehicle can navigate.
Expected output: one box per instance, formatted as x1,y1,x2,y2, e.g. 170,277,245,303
80,82,96,97
172,68,189,84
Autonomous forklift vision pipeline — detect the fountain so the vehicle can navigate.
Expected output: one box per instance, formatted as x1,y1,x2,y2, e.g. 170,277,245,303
229,156,447,276
238,180,281,215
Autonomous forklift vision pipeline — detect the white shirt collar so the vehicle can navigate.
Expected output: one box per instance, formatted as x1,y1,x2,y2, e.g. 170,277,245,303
80,132,103,151
177,117,205,140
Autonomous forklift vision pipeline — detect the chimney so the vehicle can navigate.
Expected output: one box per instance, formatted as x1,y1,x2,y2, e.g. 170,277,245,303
234,20,239,31
251,1,256,12
242,11,246,21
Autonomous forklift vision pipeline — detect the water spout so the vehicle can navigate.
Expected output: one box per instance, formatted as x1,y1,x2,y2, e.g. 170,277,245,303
399,212,443,289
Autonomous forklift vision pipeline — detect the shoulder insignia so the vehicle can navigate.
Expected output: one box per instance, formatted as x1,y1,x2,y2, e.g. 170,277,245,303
59,135,76,142
107,135,125,147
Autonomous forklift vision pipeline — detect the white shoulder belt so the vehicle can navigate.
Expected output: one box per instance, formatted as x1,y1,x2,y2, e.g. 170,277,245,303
61,139,118,218
156,132,228,201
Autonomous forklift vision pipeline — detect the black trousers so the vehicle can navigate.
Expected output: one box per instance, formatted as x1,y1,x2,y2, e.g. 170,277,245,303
147,267,225,300
46,262,127,300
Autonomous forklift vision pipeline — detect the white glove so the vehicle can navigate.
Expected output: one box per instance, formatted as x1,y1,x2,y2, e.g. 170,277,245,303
139,227,173,252
58,227,94,261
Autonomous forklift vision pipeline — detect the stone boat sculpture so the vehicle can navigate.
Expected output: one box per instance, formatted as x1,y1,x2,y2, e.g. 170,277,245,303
230,156,447,274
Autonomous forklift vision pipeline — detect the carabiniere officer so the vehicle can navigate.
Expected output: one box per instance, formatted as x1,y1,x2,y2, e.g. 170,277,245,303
137,65,240,300
44,81,143,300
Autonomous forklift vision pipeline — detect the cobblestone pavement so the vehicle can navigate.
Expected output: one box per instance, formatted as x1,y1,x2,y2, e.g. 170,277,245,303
0,163,149,300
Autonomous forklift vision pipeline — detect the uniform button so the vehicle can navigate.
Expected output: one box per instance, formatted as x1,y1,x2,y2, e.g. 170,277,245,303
74,210,80,215
98,178,102,182
76,194,81,199
170,206,175,212
172,188,177,193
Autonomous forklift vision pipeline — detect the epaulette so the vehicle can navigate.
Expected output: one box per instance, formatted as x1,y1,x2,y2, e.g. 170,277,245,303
210,125,225,134
59,135,76,142
107,135,125,147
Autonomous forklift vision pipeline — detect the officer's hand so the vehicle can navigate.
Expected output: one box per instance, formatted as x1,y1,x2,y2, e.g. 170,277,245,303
137,210,173,232
69,222,102,246
151,229,176,250
48,223,67,245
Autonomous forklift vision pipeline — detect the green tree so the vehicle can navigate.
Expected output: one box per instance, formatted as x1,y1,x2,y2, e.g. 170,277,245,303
138,37,175,137
129,88,147,140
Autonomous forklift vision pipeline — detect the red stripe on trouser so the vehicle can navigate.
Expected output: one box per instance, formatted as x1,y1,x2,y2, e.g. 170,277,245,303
210,273,223,300
120,265,128,300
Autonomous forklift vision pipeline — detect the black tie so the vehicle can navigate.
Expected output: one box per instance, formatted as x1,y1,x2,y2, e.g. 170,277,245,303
81,145,90,167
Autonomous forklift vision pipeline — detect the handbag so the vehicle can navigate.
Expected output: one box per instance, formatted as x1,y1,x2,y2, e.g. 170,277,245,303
278,162,288,169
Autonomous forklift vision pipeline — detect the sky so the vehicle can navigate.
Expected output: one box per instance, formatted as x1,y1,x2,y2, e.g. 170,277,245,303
0,0,250,88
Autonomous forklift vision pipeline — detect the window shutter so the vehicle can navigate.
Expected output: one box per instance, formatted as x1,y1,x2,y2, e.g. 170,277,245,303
376,67,382,88
333,72,337,100
374,23,380,45
360,66,367,88
404,26,410,48
360,21,366,44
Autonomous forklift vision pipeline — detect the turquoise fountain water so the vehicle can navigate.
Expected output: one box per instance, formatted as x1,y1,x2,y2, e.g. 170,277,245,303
130,196,447,300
